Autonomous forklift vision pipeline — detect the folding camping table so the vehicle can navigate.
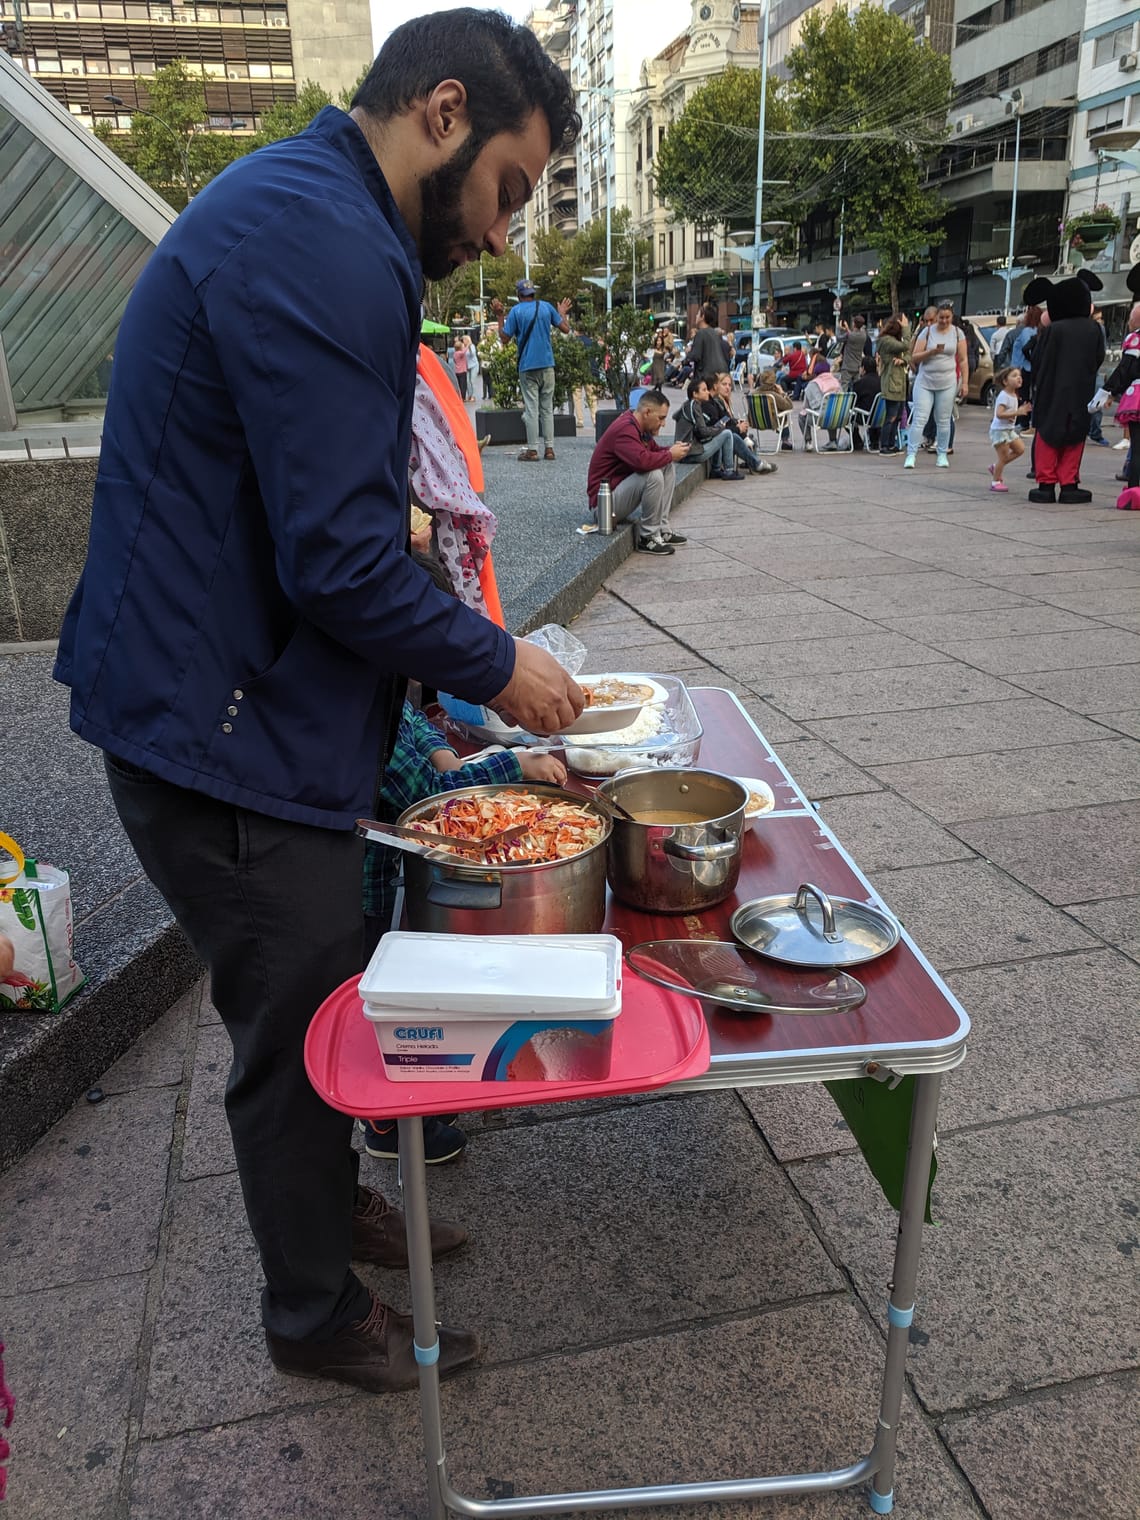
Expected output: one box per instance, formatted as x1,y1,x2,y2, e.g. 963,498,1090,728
305,689,970,1518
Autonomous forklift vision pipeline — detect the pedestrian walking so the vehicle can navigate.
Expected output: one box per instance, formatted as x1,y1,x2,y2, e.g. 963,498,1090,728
874,316,908,455
453,333,471,399
905,303,967,469
499,280,572,461
988,367,1029,491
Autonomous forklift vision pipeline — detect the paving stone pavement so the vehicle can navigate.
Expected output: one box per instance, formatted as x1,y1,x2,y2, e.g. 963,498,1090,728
2,410,1138,1519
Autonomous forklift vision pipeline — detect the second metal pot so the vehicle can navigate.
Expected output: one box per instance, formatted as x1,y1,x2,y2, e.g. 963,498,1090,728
597,769,748,914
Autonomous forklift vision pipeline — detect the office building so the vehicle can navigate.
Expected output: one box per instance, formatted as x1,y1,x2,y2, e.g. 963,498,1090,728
0,0,369,136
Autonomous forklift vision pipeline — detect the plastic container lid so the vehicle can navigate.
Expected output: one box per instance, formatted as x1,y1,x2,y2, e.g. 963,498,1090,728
359,932,622,1015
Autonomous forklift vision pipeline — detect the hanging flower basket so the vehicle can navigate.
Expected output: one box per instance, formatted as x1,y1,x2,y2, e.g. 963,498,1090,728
1063,205,1121,254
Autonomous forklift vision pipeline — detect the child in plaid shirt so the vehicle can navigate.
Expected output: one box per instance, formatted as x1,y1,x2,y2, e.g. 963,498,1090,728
360,700,566,1164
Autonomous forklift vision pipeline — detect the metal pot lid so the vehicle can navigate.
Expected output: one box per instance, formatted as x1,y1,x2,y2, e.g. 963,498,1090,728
625,940,867,1015
730,882,901,969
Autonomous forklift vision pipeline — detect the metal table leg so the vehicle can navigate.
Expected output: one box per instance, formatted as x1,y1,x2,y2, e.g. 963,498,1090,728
399,1117,449,1520
866,1072,942,1515
399,1075,942,1518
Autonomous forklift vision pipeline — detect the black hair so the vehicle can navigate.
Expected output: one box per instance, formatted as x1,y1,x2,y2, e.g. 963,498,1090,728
685,376,707,399
353,7,580,156
860,355,876,374
700,302,718,328
639,388,669,409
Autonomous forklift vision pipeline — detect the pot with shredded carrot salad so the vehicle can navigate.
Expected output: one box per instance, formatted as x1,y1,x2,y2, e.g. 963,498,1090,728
410,790,606,864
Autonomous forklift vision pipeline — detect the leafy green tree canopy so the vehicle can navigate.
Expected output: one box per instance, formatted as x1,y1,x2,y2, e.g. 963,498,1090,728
784,5,953,310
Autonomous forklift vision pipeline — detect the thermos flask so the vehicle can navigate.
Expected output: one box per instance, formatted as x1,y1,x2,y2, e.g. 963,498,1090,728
597,481,614,535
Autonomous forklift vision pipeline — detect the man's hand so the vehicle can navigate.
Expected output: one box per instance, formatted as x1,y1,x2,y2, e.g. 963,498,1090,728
488,639,584,735
556,297,573,318
670,441,692,462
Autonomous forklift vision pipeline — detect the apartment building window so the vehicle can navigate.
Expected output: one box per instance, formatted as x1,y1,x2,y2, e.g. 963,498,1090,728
668,230,674,264
645,116,653,162
679,227,684,262
659,233,666,268
1094,25,1133,67
695,225,714,259
1088,99,1127,134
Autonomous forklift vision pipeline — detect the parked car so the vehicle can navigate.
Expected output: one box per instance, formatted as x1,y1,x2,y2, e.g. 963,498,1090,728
960,316,997,406
747,332,819,377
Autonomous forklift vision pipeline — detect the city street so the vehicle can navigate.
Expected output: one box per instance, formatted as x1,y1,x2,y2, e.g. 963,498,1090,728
2,406,1137,1519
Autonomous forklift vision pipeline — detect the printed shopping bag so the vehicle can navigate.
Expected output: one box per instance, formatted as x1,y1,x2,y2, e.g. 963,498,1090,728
0,831,85,1012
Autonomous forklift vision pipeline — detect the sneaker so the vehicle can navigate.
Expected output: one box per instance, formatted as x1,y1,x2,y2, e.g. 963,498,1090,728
659,531,688,545
1091,437,1111,447
360,1117,466,1164
989,480,1008,492
712,468,746,481
266,1290,479,1394
1115,470,1129,482
822,442,839,452
781,440,794,451
635,535,675,555
750,459,778,474
920,439,935,452
936,453,950,468
903,453,916,469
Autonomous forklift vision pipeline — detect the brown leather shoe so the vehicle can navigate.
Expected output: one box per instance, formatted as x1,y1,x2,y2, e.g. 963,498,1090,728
266,1292,480,1393
544,447,556,460
351,1185,467,1268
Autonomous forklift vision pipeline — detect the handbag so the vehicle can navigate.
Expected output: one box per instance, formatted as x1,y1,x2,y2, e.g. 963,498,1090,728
1116,379,1140,425
0,831,85,1012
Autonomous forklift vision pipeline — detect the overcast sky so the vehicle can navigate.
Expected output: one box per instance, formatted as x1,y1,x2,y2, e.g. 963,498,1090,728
369,0,534,52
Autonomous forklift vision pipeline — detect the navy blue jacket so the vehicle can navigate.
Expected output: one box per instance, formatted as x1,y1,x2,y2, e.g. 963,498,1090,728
55,107,515,829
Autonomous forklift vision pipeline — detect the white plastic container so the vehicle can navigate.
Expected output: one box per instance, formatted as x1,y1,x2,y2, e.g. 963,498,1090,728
360,932,623,1083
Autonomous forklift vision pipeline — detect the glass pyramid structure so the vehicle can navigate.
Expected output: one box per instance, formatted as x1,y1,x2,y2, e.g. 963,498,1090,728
0,49,173,429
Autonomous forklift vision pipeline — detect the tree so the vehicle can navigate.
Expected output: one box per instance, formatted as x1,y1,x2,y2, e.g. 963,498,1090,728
249,80,335,150
94,60,245,208
783,6,953,312
653,66,799,310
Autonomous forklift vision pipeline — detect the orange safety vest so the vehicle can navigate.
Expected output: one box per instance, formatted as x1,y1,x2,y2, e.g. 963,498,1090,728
416,344,505,628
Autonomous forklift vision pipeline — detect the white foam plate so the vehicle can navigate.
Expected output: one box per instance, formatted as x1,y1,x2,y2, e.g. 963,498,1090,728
735,776,777,819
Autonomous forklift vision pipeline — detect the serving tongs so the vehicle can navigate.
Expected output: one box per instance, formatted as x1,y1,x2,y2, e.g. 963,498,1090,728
625,940,867,1016
355,816,535,862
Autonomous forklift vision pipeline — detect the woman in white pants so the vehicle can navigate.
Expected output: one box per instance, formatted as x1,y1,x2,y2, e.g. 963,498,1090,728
905,304,967,468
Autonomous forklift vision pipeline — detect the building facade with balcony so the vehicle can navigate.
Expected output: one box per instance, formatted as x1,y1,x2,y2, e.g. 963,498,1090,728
508,2,578,265
626,0,764,327
1062,0,1140,299
927,0,1084,312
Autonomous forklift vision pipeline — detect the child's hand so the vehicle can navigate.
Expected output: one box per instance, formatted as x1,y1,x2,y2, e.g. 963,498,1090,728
519,751,567,786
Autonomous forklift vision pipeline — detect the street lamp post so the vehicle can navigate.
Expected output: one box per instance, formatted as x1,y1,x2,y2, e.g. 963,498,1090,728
104,93,194,201
999,88,1024,316
751,0,771,325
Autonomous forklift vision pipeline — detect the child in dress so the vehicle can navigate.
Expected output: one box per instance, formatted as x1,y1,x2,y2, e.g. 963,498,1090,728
988,368,1029,491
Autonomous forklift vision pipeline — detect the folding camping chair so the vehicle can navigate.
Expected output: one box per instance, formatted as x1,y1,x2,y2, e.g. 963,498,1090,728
746,391,787,456
852,392,888,451
802,390,856,453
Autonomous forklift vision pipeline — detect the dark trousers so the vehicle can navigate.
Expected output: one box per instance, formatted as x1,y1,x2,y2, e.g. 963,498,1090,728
879,400,903,451
1129,422,1140,489
103,754,372,1341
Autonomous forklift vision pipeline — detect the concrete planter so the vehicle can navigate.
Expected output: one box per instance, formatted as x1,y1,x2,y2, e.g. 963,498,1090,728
594,408,622,442
475,409,576,446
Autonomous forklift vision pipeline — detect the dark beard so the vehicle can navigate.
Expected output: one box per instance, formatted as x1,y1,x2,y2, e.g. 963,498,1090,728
419,134,484,281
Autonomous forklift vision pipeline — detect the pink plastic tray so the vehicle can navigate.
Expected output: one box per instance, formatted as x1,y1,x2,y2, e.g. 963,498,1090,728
305,972,711,1119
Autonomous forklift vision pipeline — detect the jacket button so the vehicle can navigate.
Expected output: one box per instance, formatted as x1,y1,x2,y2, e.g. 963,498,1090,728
222,722,233,734
232,689,244,700
227,705,238,717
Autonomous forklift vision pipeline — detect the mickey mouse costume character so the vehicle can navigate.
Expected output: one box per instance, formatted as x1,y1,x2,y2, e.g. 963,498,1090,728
1022,269,1105,503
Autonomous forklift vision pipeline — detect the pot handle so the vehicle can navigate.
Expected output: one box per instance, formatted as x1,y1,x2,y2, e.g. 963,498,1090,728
663,833,739,862
424,867,504,911
795,882,844,945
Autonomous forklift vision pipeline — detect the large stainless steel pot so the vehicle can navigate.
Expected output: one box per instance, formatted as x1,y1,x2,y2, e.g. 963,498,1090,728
598,769,748,914
397,783,611,936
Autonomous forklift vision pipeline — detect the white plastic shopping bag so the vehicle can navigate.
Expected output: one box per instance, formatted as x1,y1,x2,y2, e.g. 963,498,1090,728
0,831,85,1012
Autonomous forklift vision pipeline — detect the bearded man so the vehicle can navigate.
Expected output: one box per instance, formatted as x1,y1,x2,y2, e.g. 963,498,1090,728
55,8,582,1393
